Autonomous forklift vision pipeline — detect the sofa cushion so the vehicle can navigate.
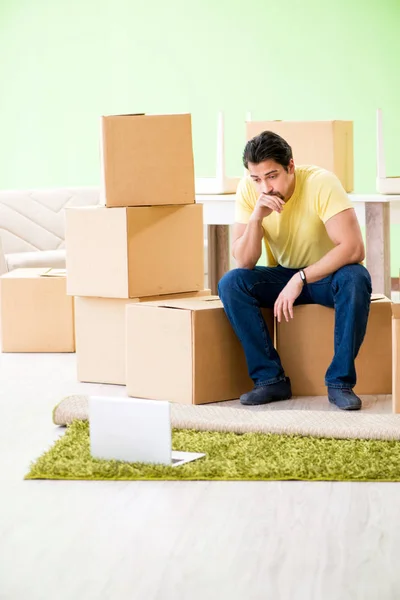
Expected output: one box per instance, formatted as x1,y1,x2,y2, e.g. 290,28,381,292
0,187,100,255
6,249,66,272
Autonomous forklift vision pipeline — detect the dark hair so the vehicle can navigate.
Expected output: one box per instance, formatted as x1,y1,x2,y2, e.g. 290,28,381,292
243,131,293,170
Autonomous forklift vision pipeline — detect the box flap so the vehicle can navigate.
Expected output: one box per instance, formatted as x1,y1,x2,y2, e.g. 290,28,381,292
64,205,125,212
126,295,221,311
40,268,66,278
371,294,392,303
102,113,191,119
102,113,145,118
249,119,350,125
1,267,50,279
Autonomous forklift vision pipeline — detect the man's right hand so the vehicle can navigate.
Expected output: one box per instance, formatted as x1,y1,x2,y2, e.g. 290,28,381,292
250,193,285,222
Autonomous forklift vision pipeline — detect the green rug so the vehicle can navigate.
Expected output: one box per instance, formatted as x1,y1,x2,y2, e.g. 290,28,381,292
25,420,400,482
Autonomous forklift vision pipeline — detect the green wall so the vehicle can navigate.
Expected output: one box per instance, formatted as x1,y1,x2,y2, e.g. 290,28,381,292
0,0,399,273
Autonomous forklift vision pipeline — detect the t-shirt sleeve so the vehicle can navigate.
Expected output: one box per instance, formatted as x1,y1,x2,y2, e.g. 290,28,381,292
315,172,354,223
234,177,256,224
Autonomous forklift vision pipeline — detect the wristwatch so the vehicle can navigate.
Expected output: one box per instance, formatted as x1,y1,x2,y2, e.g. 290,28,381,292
299,269,307,285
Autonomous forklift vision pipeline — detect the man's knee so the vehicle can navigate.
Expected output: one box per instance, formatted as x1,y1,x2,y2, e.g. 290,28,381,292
334,264,372,297
218,268,252,300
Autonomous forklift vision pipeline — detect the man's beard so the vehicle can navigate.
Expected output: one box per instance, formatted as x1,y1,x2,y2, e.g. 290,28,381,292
270,192,285,201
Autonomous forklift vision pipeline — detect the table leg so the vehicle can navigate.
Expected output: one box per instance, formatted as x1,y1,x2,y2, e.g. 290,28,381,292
207,225,230,295
365,202,391,297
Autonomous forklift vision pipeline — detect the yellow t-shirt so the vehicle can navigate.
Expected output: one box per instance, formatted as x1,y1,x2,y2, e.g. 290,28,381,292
235,165,354,268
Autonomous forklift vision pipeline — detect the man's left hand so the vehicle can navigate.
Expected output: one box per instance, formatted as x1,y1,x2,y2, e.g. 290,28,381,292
274,274,304,323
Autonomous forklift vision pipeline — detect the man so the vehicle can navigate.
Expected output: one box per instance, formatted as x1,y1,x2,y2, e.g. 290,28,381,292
218,131,372,410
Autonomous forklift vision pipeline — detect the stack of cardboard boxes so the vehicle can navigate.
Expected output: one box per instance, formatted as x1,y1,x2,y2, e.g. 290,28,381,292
66,113,265,400
66,113,204,385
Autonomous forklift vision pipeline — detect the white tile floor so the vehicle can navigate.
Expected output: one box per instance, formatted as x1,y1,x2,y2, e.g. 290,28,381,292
1,351,400,600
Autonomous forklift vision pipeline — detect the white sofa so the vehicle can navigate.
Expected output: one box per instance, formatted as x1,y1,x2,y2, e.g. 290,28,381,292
0,187,100,275
0,187,209,278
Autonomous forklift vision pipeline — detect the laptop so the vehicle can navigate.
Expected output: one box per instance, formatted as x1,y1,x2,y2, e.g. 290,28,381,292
89,396,205,467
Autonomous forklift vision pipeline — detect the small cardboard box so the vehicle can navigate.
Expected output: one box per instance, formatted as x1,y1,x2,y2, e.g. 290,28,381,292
100,113,195,207
0,268,75,352
74,289,211,385
126,296,274,404
246,120,354,192
276,295,392,396
65,204,204,298
392,304,400,413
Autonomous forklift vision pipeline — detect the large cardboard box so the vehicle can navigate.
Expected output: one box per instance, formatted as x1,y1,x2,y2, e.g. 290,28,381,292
246,120,354,192
392,304,400,413
126,296,274,404
0,268,75,352
276,295,392,396
65,204,204,298
75,290,211,385
100,113,195,207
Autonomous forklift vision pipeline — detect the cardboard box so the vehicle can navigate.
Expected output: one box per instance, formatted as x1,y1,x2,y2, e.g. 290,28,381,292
0,268,75,352
392,304,400,413
246,120,353,192
126,296,274,404
276,295,392,396
65,204,204,298
75,290,211,385
100,113,195,207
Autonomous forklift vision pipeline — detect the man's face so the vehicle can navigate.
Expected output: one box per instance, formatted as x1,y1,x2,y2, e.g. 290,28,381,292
247,159,295,201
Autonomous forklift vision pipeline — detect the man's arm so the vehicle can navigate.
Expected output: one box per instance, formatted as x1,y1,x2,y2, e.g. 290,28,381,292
232,193,285,269
232,221,264,269
274,208,365,322
303,208,365,283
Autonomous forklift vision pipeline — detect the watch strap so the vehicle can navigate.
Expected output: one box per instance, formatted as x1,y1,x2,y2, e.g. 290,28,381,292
299,269,307,285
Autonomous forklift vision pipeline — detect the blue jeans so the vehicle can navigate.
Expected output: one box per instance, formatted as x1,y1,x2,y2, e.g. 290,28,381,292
218,264,372,390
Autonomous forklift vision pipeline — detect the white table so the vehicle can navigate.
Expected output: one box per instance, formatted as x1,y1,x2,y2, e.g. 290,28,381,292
196,193,400,297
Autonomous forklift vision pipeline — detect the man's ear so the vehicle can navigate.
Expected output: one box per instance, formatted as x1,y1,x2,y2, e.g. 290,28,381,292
288,159,295,174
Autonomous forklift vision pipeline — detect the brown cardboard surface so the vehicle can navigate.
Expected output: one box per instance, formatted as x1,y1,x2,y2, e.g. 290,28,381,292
392,303,400,413
101,113,195,207
75,297,136,385
127,204,204,297
138,296,223,310
126,296,274,404
0,268,75,352
65,206,129,298
276,296,392,396
65,204,204,298
246,120,354,192
74,290,210,385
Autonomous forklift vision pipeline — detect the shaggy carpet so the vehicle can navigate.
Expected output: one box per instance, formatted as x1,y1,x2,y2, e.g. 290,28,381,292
25,420,400,482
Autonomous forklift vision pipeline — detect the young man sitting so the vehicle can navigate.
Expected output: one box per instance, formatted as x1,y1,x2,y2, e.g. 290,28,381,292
218,131,371,411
